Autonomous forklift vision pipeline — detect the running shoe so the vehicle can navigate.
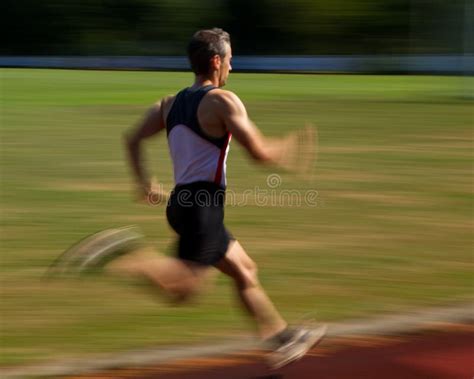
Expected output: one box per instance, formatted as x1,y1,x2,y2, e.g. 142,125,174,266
45,225,144,277
266,324,327,369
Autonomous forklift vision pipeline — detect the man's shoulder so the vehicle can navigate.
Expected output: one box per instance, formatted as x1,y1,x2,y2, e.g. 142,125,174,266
159,94,177,123
161,94,176,107
208,88,240,102
206,89,244,112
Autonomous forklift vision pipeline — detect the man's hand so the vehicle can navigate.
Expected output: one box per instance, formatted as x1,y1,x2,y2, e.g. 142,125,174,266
136,178,170,206
274,124,317,178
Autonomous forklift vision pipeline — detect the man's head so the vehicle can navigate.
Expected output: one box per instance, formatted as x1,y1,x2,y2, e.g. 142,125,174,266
187,28,232,87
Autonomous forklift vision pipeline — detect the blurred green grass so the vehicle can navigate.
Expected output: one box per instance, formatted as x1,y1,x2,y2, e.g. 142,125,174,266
1,69,472,366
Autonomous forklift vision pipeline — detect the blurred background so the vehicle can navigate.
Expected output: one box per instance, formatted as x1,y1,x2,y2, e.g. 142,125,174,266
1,0,472,56
0,0,473,371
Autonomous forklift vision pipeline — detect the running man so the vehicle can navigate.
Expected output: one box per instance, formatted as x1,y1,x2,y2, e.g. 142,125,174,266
51,28,325,369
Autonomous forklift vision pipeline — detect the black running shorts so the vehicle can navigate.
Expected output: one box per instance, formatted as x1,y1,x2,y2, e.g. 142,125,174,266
166,181,233,265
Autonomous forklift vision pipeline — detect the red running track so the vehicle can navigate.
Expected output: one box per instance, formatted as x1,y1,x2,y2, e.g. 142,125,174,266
66,328,474,379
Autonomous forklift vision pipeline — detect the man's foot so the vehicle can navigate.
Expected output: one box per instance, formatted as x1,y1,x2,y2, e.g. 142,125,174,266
265,324,327,370
45,226,144,278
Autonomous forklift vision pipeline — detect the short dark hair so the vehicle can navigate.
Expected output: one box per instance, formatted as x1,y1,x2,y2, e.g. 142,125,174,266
187,28,231,75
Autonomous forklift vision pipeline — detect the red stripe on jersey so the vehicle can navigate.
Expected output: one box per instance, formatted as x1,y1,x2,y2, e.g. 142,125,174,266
214,132,232,185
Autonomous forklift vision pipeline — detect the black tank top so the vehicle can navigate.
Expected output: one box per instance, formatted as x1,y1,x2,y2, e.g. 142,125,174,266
166,85,229,149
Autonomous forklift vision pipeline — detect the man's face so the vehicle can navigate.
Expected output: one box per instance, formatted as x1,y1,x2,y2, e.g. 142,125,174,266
218,43,232,87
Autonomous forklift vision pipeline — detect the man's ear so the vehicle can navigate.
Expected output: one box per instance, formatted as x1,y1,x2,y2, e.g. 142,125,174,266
210,54,221,71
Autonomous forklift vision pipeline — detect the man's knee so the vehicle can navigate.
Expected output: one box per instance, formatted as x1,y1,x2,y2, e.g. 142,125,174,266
168,288,197,305
247,259,258,281
163,275,201,299
215,241,260,289
235,260,259,290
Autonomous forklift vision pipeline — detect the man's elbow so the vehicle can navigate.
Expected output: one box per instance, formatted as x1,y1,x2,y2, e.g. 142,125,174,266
123,131,138,150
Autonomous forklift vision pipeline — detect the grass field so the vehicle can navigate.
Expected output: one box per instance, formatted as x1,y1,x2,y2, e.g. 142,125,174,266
1,69,472,366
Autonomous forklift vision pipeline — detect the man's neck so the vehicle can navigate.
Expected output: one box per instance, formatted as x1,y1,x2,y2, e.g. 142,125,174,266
192,75,218,89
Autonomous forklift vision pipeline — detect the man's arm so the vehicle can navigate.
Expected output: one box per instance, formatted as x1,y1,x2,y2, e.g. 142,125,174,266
216,91,297,166
125,99,166,195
